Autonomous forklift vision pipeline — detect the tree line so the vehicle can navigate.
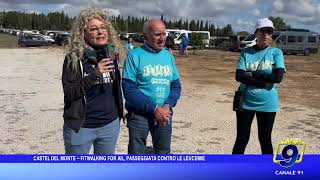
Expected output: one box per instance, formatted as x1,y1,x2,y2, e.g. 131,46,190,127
0,11,235,37
0,11,73,31
0,10,288,36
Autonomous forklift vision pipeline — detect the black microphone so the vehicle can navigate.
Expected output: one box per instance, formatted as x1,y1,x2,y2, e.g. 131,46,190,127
95,49,109,93
96,49,117,81
96,49,109,63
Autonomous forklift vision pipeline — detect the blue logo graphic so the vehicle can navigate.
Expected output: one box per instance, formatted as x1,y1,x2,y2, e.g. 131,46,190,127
273,138,306,168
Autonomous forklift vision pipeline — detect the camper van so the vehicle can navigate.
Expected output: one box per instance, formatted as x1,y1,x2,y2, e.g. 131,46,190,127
272,30,319,56
239,34,256,50
174,30,211,48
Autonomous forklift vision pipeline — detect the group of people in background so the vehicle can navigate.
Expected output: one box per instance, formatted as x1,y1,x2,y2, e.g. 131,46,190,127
165,33,189,56
62,7,285,155
125,28,190,57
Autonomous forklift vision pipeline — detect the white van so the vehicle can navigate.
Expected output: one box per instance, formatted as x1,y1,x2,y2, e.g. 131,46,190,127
272,30,319,56
174,30,211,48
239,34,256,50
166,29,186,38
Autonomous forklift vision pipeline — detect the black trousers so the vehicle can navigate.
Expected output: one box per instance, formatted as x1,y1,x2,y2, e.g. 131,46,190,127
232,109,276,154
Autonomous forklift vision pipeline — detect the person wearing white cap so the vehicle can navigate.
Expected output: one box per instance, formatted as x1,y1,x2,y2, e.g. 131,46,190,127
232,18,286,154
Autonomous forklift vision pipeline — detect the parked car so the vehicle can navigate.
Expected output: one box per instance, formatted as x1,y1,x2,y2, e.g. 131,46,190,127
41,35,55,43
31,34,55,43
130,33,144,43
18,34,52,47
137,34,145,43
55,33,70,46
46,31,60,39
239,34,256,50
120,32,135,40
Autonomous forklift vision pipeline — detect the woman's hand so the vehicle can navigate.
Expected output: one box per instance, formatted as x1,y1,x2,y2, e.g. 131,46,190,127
95,58,114,76
244,72,253,79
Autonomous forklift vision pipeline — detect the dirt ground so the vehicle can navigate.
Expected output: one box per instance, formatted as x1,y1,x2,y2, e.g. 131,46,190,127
175,49,320,109
0,47,319,154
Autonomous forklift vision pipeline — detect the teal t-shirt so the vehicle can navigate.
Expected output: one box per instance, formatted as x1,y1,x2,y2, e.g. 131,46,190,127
123,46,180,106
237,47,286,112
127,43,134,51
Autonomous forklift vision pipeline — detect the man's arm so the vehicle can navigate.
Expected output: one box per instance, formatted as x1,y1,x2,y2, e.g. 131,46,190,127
122,78,157,114
164,79,182,108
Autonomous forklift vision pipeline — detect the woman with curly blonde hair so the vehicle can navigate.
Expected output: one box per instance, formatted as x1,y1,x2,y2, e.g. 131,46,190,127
62,7,124,154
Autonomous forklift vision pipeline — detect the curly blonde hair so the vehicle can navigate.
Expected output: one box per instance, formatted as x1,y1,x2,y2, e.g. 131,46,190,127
65,7,125,72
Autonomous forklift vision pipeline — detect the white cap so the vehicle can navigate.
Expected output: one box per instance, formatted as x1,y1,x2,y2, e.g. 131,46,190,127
255,18,274,29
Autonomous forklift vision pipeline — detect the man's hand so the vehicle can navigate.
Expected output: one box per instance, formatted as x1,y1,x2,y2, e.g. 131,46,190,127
162,104,172,119
154,105,171,127
154,106,167,122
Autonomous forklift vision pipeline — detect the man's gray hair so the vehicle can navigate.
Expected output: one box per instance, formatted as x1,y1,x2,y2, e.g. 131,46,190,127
143,21,150,34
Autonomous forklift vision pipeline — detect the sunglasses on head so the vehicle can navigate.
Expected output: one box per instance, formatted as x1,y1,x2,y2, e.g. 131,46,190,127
259,27,274,35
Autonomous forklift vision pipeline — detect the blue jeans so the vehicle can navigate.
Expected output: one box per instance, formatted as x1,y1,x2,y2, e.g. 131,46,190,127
127,112,172,154
63,118,120,154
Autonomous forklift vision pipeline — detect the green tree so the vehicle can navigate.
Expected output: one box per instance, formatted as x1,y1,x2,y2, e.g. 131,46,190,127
183,20,188,30
221,24,234,37
0,11,4,28
215,26,222,36
189,20,197,31
120,16,125,32
177,18,183,29
204,21,209,31
237,31,250,36
196,20,200,30
209,23,215,36
268,16,287,30
200,20,203,31
167,20,173,29
189,32,205,54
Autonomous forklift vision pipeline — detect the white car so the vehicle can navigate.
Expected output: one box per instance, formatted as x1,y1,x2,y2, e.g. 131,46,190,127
41,35,55,43
28,33,55,43
239,34,256,50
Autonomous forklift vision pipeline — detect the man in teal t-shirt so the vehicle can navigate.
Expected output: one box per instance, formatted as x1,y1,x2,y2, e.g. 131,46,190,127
122,19,181,154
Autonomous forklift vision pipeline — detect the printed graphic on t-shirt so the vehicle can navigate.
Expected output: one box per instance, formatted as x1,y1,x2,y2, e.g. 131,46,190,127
143,64,173,104
246,60,274,71
123,47,180,106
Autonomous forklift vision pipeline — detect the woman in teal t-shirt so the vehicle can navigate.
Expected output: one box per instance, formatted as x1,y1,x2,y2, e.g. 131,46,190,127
232,18,286,154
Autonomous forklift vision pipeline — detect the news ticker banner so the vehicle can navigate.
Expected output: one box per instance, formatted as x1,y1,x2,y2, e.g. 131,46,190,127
0,138,317,180
0,154,318,180
0,154,312,164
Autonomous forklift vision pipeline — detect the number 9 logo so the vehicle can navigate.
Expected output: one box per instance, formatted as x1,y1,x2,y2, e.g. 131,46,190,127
279,145,299,168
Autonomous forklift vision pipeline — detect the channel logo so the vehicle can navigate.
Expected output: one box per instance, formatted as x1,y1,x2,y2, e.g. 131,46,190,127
273,138,306,168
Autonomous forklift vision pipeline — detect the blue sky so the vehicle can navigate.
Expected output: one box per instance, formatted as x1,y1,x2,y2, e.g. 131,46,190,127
0,0,319,33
